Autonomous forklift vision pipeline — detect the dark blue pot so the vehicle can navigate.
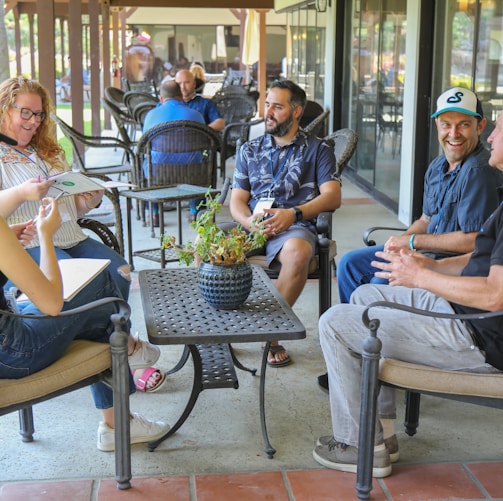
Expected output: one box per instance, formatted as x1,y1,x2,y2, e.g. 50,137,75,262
197,261,253,310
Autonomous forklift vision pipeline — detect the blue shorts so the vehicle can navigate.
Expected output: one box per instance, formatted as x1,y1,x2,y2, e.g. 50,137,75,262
219,222,317,267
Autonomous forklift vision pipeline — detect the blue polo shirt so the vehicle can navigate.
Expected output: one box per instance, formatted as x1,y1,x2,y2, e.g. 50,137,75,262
185,95,222,125
143,99,204,132
142,100,205,170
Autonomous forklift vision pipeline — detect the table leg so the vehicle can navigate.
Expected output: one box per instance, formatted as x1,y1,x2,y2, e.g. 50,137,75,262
229,345,257,375
147,344,203,452
160,203,165,268
177,201,183,244
165,345,191,375
125,198,134,271
260,340,276,459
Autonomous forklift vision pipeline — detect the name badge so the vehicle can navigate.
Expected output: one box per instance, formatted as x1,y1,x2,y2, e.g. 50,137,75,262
253,197,275,215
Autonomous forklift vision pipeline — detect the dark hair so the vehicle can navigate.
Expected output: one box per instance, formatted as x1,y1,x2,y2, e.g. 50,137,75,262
476,98,484,121
268,80,307,113
160,80,182,99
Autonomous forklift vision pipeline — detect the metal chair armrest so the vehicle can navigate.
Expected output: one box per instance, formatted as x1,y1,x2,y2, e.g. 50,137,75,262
363,226,407,246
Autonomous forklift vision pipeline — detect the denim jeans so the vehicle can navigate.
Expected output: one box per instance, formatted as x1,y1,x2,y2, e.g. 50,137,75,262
336,245,389,303
0,269,134,410
6,238,131,301
319,284,488,447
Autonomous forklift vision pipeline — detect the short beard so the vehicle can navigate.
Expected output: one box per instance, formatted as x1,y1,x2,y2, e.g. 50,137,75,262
266,114,294,137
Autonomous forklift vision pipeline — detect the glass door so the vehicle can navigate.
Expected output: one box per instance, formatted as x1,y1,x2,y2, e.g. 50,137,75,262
343,0,407,206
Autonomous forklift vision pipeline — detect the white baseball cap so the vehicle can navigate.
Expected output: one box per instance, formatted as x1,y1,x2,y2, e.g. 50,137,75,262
431,87,483,118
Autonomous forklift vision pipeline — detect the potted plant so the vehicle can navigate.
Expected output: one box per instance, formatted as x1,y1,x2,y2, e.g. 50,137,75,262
161,192,267,309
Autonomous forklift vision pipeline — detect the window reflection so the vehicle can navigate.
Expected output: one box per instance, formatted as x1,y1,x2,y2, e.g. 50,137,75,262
434,0,502,149
285,5,326,104
345,0,406,205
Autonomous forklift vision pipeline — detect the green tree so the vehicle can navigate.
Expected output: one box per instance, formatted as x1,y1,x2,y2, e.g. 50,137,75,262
0,2,10,81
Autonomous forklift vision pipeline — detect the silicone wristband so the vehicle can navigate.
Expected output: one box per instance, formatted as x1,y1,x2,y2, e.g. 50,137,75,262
409,233,416,251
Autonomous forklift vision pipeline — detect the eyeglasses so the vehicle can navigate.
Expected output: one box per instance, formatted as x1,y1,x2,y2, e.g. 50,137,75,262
11,104,46,123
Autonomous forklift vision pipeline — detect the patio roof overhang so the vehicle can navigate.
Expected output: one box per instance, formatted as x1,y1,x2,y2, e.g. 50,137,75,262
6,0,275,15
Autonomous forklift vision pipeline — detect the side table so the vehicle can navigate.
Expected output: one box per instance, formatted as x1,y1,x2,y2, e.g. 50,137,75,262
119,184,220,269
139,265,306,457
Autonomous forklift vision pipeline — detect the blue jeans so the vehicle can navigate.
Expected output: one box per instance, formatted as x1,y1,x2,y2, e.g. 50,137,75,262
7,238,131,301
336,245,389,303
0,269,135,409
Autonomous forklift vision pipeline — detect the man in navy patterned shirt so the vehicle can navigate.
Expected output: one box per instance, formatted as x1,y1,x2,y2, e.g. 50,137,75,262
231,80,341,366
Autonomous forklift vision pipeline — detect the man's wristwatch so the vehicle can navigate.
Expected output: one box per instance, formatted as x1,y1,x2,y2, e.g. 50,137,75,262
293,206,303,222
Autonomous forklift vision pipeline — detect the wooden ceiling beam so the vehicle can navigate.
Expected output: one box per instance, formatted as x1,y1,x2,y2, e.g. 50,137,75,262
109,0,274,7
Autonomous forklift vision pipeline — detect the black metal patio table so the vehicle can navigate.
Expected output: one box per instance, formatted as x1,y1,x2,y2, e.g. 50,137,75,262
138,265,306,457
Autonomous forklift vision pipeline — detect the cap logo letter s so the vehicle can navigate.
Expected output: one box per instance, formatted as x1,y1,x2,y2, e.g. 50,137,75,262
446,91,463,104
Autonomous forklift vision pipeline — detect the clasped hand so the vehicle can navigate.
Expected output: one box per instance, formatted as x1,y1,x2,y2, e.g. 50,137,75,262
372,249,432,287
251,208,294,238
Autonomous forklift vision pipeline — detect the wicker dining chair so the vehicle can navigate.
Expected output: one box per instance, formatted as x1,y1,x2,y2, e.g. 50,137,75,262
213,92,258,179
324,128,359,175
123,91,159,117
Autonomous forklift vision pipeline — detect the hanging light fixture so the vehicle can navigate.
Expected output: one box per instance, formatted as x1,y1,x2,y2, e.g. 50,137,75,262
315,0,330,13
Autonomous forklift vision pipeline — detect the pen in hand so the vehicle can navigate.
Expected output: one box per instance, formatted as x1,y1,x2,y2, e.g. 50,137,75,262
32,191,64,226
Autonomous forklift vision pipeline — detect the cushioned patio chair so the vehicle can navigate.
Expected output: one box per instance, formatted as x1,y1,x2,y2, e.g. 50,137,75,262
324,128,359,175
0,297,132,490
356,302,503,500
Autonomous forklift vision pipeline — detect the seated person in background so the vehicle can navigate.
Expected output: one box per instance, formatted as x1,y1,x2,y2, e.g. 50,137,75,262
161,61,175,84
0,192,170,452
56,56,90,102
190,62,206,95
317,87,503,391
0,76,165,393
228,80,341,366
143,80,205,224
313,108,503,478
175,69,225,132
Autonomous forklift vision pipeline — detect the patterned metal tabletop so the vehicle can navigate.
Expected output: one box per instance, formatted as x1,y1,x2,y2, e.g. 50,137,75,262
139,266,306,345
119,184,219,203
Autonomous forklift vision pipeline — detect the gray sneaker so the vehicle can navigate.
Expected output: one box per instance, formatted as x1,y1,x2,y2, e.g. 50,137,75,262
317,434,399,463
313,437,391,478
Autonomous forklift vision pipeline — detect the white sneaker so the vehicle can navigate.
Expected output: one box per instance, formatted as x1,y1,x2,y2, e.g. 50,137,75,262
128,334,160,369
97,412,171,452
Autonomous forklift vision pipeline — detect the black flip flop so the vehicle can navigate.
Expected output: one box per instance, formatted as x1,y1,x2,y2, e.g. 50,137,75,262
267,345,292,367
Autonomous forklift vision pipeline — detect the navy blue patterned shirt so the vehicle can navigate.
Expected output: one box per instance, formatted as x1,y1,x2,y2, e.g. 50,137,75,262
233,130,339,224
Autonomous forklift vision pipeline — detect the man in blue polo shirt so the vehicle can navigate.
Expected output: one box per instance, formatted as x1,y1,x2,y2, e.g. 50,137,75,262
143,79,204,131
143,80,205,225
230,80,341,367
175,70,225,132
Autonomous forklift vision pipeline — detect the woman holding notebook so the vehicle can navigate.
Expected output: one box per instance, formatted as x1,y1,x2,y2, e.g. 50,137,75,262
0,194,170,451
0,76,165,393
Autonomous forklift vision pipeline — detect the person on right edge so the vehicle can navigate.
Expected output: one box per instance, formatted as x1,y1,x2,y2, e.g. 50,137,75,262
318,87,503,391
313,108,503,478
